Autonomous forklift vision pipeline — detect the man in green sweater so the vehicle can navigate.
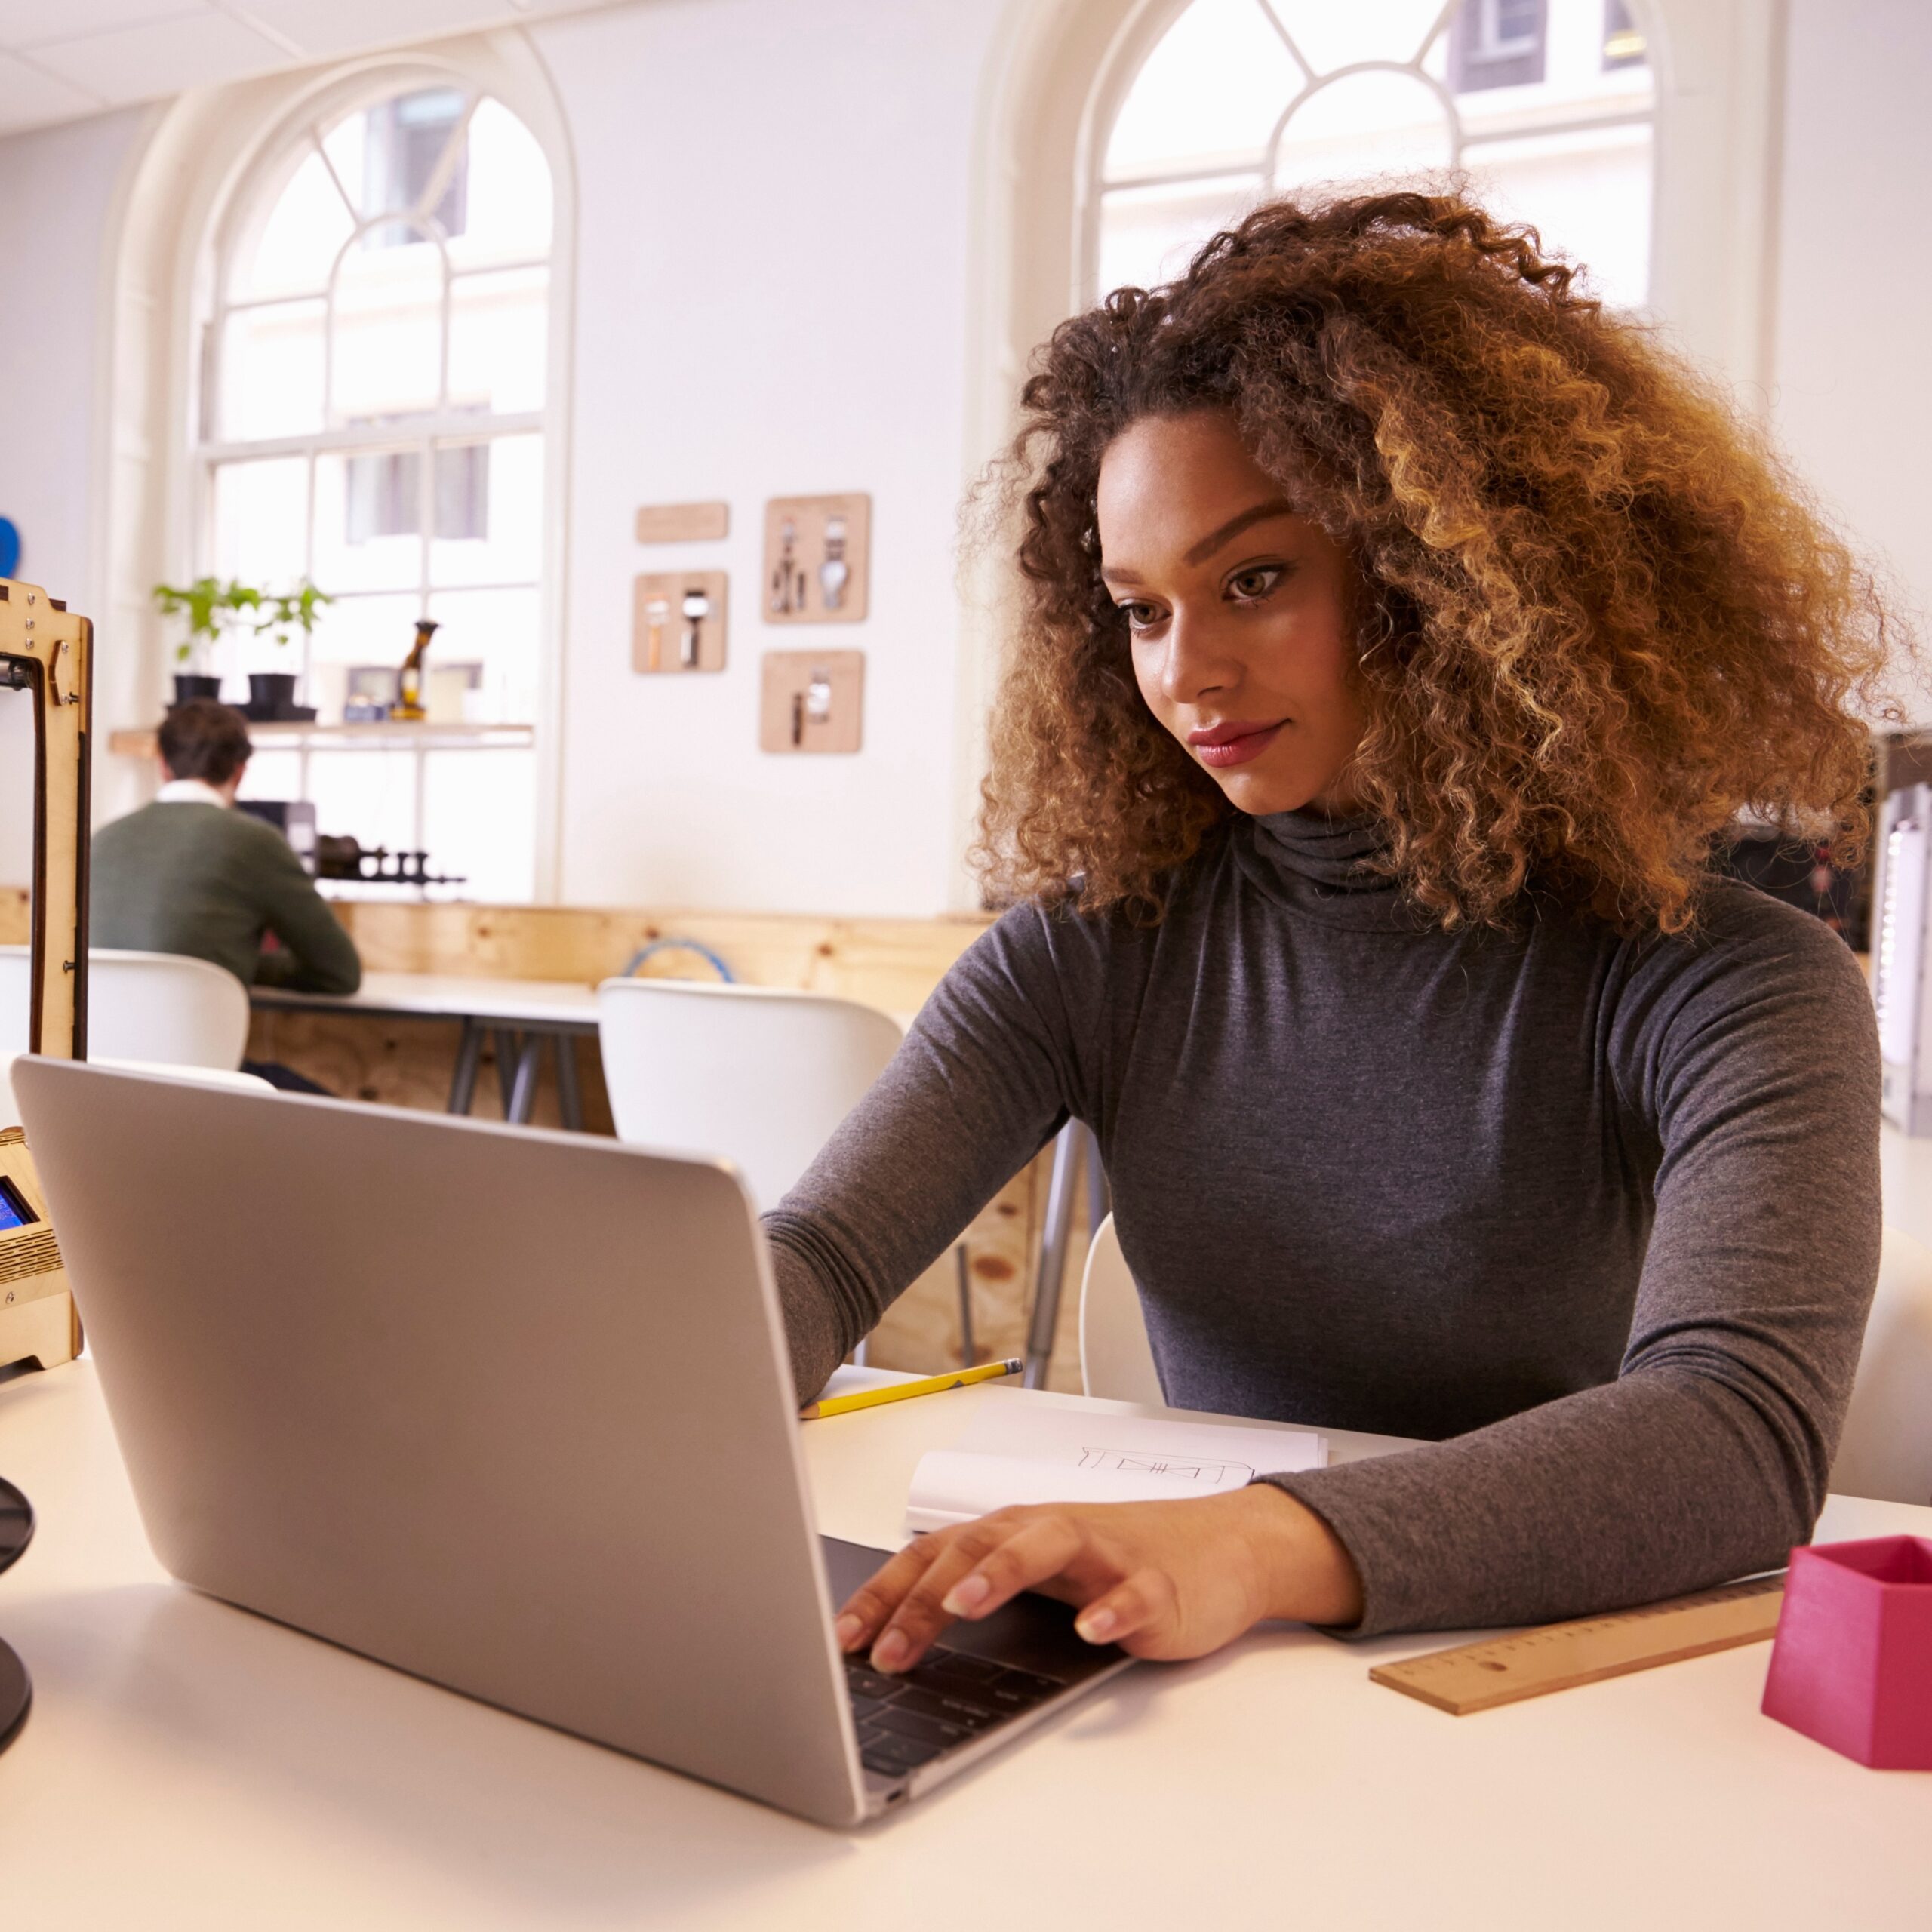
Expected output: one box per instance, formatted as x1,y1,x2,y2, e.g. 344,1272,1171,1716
91,700,361,1001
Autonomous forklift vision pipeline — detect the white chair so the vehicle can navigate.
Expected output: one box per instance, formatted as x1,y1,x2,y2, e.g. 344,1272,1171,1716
1078,1211,1162,1404
2,1055,273,1131
1832,1225,1932,1506
595,978,903,1211
0,946,251,1071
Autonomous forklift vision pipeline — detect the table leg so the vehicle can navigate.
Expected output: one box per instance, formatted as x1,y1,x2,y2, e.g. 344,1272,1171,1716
446,1017,484,1116
507,1035,543,1124
493,1030,520,1116
1023,1120,1086,1389
554,1032,583,1133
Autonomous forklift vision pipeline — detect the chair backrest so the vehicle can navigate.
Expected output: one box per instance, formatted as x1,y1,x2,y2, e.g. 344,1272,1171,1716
3,1054,272,1131
0,946,251,1071
1079,1212,1162,1404
1832,1224,1932,1507
594,978,903,1211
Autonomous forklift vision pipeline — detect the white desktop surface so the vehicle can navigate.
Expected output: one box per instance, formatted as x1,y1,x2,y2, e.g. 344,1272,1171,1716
250,970,601,1027
0,1362,1926,1930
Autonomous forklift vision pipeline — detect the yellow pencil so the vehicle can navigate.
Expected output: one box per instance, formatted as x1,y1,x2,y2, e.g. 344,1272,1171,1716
798,1358,1023,1421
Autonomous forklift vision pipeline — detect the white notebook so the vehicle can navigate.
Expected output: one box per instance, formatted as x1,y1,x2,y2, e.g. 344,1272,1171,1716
904,1398,1327,1536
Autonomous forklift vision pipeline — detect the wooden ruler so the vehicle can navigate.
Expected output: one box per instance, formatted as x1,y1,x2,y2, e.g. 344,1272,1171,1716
1370,1574,1786,1715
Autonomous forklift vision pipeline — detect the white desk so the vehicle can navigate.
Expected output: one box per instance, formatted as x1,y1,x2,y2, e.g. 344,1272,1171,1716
0,1361,1925,1929
252,972,602,1125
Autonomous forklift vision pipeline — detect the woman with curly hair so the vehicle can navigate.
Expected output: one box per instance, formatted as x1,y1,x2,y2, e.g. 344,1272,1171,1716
766,189,1896,1669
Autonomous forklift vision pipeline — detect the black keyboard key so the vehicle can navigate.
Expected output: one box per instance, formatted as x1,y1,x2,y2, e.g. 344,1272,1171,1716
861,1730,945,1770
918,1649,1007,1687
874,1706,971,1750
848,1694,888,1722
844,1666,900,1700
891,1685,1001,1730
992,1667,1066,1698
862,1748,912,1777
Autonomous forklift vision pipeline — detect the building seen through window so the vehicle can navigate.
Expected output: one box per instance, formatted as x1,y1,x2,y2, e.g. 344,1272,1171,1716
197,82,552,902
1098,0,1654,312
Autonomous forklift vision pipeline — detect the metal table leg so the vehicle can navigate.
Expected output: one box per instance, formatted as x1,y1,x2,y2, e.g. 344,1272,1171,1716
1023,1121,1088,1389
507,1035,543,1124
553,1031,583,1133
446,1017,484,1115
493,1030,520,1117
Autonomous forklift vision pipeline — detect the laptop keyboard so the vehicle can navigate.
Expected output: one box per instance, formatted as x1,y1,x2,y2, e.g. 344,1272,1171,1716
845,1647,1066,1778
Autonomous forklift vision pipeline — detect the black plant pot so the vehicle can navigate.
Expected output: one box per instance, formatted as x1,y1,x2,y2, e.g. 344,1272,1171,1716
171,674,221,706
247,672,299,720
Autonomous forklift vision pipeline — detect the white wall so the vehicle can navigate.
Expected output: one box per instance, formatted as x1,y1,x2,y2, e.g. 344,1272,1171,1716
0,108,146,890
529,0,1008,915
1773,0,1932,722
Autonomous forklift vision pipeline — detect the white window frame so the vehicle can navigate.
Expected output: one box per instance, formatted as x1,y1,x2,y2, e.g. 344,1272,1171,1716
1085,0,1653,308
93,36,576,901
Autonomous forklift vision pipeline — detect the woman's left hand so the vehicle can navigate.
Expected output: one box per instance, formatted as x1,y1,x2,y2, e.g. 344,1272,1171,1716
834,1484,1363,1673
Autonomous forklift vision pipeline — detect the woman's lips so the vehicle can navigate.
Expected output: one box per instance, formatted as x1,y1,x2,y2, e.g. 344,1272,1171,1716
1189,720,1286,768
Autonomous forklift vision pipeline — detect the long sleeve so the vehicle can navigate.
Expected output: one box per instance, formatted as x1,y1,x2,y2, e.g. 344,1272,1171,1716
764,906,1102,1400
1262,907,1882,1636
248,836,362,995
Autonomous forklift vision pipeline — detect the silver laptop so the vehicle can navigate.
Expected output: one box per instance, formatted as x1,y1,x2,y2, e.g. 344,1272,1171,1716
14,1059,1130,1826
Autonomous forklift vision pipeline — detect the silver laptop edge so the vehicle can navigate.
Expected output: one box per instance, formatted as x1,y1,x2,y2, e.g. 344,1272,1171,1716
13,1059,1128,1824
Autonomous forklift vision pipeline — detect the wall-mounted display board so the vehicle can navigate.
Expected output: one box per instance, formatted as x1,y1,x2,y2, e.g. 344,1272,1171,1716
760,650,863,753
633,571,728,675
764,494,870,623
635,501,729,543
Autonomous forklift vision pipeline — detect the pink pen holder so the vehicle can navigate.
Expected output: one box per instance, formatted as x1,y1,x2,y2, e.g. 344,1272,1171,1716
1761,1536,1932,1769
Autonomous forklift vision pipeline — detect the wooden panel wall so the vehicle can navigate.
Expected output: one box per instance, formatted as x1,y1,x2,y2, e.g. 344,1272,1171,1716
5,887,1089,1387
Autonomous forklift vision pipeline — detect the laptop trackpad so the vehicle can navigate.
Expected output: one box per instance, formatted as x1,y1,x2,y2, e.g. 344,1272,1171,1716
819,1535,1123,1686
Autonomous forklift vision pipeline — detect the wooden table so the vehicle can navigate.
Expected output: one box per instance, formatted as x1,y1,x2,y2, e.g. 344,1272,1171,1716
0,1360,1925,1928
252,972,601,1127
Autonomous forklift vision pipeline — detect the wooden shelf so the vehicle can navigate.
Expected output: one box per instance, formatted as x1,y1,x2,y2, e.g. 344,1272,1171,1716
108,722,537,757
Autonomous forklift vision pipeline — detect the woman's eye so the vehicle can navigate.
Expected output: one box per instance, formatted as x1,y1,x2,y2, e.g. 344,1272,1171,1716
1227,565,1284,602
1118,601,1161,631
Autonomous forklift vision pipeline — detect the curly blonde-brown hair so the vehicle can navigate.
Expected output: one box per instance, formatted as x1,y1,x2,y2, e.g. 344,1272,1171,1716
975,189,1902,931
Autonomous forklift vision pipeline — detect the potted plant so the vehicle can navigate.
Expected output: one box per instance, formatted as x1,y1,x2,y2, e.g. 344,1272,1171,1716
249,581,331,720
153,575,244,705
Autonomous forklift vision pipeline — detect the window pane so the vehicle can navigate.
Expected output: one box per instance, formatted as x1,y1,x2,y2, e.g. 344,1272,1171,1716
305,746,419,855
1463,119,1652,306
305,590,423,724
229,146,353,302
1106,0,1300,181
315,445,426,593
447,266,547,414
218,299,325,440
1265,0,1454,76
235,749,303,805
1098,173,1263,297
211,457,308,588
423,748,536,902
1272,69,1454,193
329,224,445,423
363,88,469,233
451,98,552,266
427,586,540,725
429,434,542,587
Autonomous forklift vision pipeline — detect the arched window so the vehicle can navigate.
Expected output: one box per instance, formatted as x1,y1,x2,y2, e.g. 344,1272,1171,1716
196,79,554,902
1096,0,1655,309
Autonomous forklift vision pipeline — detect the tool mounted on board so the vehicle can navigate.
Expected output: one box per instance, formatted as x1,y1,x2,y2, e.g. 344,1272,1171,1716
0,572,93,1757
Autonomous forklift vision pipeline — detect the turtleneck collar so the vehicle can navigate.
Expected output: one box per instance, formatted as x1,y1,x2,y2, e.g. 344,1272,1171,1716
1233,807,1429,931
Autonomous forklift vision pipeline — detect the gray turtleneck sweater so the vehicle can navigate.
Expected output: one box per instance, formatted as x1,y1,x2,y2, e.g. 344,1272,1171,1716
765,811,1881,1637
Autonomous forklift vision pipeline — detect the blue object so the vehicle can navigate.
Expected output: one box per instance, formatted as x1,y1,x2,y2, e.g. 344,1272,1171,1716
620,938,734,983
0,519,18,578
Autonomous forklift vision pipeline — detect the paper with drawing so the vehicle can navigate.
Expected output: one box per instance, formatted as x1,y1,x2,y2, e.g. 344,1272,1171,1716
905,1403,1326,1534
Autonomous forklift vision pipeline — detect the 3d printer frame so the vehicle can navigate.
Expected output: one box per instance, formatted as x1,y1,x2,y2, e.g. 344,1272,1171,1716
0,575,91,1057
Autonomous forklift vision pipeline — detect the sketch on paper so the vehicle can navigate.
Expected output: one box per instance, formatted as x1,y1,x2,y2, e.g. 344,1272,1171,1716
1078,1447,1256,1485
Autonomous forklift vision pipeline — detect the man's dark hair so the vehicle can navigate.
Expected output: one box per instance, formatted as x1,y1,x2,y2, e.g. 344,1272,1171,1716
158,698,252,786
